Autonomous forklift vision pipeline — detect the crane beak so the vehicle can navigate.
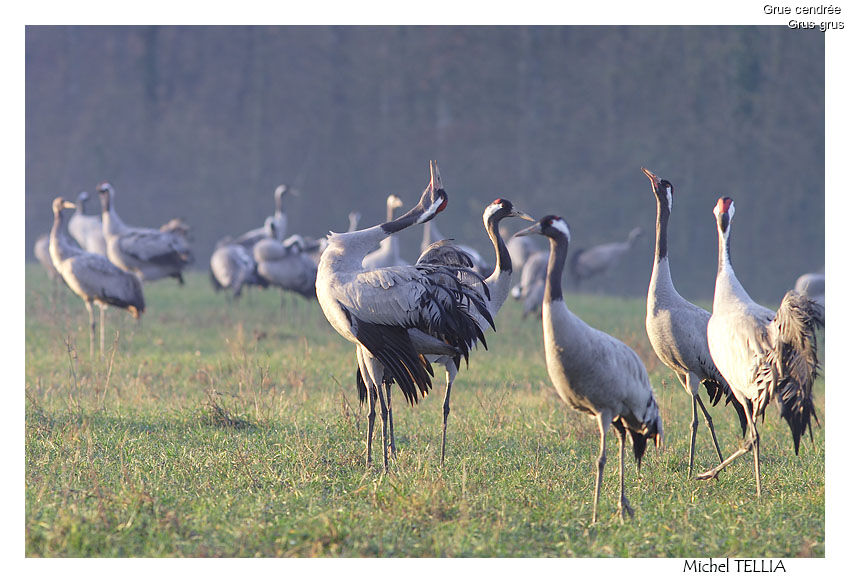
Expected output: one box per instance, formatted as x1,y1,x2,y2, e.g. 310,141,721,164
512,221,542,237
62,200,76,210
430,160,443,191
641,167,660,188
509,210,535,222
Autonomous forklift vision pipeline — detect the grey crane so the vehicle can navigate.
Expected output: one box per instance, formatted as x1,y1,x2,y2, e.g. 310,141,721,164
316,161,492,470
48,197,144,357
515,215,662,523
371,198,533,464
504,223,540,274
421,216,491,276
67,191,108,255
97,182,194,284
232,184,294,250
697,197,824,497
510,248,549,319
569,226,643,288
641,168,746,477
362,195,408,269
254,227,318,299
209,239,267,299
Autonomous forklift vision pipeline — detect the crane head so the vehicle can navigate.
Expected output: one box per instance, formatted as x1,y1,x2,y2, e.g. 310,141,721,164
514,215,570,243
713,196,735,233
52,197,76,216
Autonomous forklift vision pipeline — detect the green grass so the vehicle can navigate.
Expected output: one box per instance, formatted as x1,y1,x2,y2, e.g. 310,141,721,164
24,265,825,557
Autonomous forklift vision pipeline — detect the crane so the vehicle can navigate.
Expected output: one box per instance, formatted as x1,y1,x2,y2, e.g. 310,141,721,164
569,226,643,289
697,197,824,496
641,168,746,476
316,161,491,470
48,197,144,357
254,227,318,299
67,191,107,255
97,182,194,284
510,248,549,319
232,184,294,251
514,215,662,522
369,198,532,464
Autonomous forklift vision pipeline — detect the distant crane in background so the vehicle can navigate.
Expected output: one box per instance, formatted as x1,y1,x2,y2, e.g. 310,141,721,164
510,248,549,320
232,184,294,251
68,191,107,256
48,196,144,358
97,182,194,284
569,226,643,290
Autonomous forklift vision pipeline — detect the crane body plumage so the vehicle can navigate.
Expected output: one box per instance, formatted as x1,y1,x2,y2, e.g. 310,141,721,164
316,162,492,470
641,168,746,476
48,197,144,357
515,215,662,523
97,183,193,284
379,198,532,464
698,197,824,496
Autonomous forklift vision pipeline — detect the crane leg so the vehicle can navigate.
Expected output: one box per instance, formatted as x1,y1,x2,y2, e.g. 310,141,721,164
376,383,390,472
440,364,456,466
365,387,377,468
751,422,761,498
384,382,396,459
592,411,612,524
99,304,106,356
688,396,699,478
84,300,95,360
696,404,761,496
612,421,634,522
694,393,725,464
356,349,376,468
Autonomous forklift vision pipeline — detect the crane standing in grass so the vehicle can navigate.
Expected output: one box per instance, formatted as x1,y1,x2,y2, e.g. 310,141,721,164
698,197,824,496
48,197,144,357
369,197,533,464
515,215,662,523
316,162,492,470
641,168,746,476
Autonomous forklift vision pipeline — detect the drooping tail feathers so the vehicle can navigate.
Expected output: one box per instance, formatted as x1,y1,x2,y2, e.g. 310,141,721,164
702,375,748,437
771,290,825,454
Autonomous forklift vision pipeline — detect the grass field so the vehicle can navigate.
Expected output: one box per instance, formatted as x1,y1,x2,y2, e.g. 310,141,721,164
24,265,825,558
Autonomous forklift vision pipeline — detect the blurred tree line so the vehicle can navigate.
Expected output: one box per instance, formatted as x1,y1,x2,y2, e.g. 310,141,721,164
25,25,824,303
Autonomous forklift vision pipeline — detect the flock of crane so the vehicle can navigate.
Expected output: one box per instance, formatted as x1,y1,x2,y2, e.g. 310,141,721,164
34,161,824,523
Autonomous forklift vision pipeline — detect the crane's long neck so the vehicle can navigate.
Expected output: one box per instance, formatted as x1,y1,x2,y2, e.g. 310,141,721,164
101,198,127,235
483,214,512,311
543,234,568,305
649,197,677,304
713,218,752,309
49,209,80,264
322,202,425,270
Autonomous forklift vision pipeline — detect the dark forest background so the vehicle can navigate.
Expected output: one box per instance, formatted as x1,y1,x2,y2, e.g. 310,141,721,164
25,25,824,303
